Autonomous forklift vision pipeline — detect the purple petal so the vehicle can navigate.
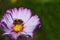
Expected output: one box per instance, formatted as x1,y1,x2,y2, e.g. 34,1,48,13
10,38,16,40
11,8,18,19
1,14,13,29
6,8,18,20
2,32,10,36
1,22,9,32
17,7,24,19
26,32,33,38
23,15,40,34
19,31,33,38
10,32,21,40
3,31,18,40
6,7,31,23
6,9,12,14
2,29,11,36
18,8,31,23
2,32,17,40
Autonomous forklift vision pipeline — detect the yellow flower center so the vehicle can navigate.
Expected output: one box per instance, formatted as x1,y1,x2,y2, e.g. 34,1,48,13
12,19,23,33
12,24,23,32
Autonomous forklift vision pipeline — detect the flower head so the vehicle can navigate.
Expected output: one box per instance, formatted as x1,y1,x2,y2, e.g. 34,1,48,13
0,7,40,40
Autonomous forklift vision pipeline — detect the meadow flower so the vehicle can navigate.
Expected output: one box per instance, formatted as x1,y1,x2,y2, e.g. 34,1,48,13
0,7,40,40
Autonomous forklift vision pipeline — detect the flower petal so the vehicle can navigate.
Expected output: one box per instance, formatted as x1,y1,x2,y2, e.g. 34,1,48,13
1,22,9,32
2,32,10,36
3,32,18,40
18,8,31,23
26,32,33,38
17,31,33,38
17,7,24,19
6,8,18,20
1,13,13,29
2,29,11,36
6,8,31,23
11,32,21,40
3,31,20,40
11,8,18,19
23,15,40,34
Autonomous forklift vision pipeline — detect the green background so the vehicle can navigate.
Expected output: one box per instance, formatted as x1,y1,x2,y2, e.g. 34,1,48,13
0,0,60,40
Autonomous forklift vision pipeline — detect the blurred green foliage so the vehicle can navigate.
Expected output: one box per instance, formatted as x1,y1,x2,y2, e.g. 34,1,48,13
0,0,60,40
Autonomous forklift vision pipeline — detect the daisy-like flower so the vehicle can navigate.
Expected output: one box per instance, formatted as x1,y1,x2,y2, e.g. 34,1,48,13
0,7,40,40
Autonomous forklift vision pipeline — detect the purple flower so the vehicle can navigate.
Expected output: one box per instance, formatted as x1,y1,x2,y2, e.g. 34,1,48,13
0,7,40,40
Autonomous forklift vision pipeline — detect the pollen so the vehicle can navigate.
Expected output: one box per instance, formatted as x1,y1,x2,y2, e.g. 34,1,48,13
13,24,23,32
12,19,23,33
